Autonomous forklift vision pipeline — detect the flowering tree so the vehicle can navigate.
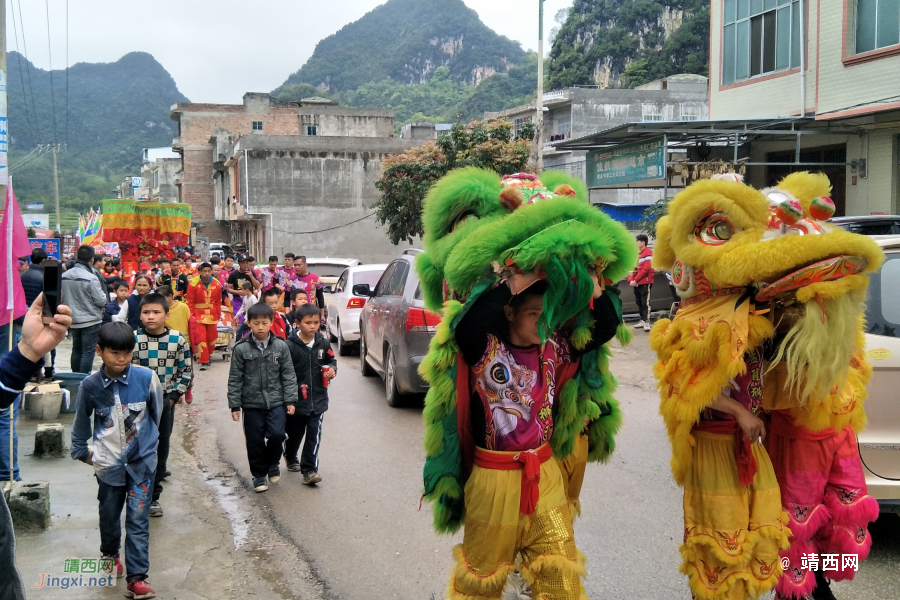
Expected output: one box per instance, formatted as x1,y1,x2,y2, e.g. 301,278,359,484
374,118,534,245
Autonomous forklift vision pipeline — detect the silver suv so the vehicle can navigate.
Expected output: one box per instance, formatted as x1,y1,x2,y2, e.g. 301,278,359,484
355,250,437,407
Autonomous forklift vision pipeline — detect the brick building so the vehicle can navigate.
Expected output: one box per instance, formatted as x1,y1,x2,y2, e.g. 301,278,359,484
170,93,420,260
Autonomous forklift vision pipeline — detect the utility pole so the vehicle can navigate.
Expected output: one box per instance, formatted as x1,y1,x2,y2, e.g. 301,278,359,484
535,0,545,173
52,145,61,233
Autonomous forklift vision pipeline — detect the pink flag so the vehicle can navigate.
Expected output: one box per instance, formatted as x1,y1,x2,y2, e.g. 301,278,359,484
0,178,33,327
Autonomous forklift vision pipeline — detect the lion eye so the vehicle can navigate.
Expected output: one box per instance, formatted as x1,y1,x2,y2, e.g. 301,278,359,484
450,212,479,232
694,212,735,246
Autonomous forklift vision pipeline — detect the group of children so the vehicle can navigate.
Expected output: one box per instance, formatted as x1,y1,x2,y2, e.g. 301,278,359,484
68,253,335,599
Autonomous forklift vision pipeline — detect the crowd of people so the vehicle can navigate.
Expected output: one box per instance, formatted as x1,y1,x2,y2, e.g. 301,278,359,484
0,245,336,599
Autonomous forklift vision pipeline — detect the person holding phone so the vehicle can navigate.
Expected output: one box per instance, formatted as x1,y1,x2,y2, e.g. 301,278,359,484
20,248,57,378
0,295,72,600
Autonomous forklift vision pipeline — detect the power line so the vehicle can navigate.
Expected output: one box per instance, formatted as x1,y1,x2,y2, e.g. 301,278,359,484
44,0,59,143
15,0,44,142
265,213,377,235
9,0,36,143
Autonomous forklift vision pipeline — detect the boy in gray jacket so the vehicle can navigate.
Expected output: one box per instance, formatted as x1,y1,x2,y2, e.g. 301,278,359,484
228,302,298,492
61,244,108,373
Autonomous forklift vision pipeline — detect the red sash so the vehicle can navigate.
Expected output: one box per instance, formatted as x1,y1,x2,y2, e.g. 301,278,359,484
693,420,759,486
473,443,553,515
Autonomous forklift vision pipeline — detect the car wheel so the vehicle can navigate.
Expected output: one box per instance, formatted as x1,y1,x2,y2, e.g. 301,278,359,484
336,321,353,357
385,349,404,408
359,328,375,377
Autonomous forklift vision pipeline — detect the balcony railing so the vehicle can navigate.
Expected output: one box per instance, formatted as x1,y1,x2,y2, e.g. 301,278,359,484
543,90,566,101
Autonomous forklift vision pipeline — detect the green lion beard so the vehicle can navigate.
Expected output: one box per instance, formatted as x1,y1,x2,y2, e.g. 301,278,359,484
416,167,637,533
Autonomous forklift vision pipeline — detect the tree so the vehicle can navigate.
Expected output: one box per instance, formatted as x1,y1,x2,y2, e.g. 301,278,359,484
374,118,533,244
639,196,672,239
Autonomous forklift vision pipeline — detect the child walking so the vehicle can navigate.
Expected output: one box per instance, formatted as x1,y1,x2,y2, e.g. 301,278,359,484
228,303,298,492
102,280,131,324
285,304,336,485
132,293,193,518
70,322,164,599
262,288,287,340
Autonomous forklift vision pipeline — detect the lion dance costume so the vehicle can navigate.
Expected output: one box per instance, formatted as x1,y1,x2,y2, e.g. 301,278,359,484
417,168,636,600
650,172,883,600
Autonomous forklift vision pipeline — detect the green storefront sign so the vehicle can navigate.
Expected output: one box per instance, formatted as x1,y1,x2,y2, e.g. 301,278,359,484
586,137,666,187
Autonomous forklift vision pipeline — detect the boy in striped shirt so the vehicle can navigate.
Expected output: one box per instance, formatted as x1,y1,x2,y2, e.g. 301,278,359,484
132,292,193,518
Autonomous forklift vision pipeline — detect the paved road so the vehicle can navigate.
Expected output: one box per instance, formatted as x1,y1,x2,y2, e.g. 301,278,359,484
190,337,900,600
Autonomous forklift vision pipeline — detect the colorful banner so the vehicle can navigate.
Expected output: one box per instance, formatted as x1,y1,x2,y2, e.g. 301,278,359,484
78,208,104,248
101,200,191,246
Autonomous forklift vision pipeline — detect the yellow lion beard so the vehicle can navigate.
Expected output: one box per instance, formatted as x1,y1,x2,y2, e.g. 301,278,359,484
767,287,866,405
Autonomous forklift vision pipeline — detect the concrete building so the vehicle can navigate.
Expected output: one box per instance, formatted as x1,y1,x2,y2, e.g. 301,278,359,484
213,134,418,260
484,75,709,179
138,147,180,203
170,92,419,260
400,122,452,140
170,92,418,258
708,0,900,215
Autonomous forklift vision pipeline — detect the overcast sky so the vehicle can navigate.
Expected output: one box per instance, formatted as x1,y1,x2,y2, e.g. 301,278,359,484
8,0,572,104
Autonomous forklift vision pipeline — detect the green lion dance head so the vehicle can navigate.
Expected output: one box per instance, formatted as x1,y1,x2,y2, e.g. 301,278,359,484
417,167,637,533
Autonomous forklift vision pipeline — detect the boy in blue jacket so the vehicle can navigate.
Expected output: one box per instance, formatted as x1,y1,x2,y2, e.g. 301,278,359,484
102,280,131,325
71,322,164,600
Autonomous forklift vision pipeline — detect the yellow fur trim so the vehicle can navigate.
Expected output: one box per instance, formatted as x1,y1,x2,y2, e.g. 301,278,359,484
447,545,517,599
519,550,588,600
795,273,869,304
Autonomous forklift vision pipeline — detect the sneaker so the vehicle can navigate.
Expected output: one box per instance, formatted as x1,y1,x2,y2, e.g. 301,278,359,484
287,462,302,472
252,477,268,492
149,501,163,517
101,555,124,578
199,364,209,372
125,579,156,599
303,472,323,485
508,570,533,600
165,469,172,477
632,320,646,329
643,321,651,332
268,466,281,484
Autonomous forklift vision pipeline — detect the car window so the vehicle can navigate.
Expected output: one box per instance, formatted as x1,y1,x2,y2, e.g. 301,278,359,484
842,221,900,235
374,263,397,297
866,253,900,338
335,270,348,293
352,269,384,289
388,261,409,297
308,264,350,278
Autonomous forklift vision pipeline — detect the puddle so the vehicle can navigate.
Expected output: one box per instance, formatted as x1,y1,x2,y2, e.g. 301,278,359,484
204,474,249,550
181,408,249,550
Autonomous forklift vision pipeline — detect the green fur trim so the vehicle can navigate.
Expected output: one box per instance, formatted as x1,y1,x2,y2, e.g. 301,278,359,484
616,323,633,346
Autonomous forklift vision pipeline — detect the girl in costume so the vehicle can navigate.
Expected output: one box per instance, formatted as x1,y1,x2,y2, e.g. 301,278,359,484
416,169,636,600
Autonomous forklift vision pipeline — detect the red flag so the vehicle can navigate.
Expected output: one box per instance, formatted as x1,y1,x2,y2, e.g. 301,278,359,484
0,178,33,326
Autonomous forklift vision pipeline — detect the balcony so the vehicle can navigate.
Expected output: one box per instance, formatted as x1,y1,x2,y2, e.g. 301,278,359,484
171,136,183,151
228,197,245,220
543,90,569,103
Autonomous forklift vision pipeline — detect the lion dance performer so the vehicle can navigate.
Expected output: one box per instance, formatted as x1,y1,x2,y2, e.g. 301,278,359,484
185,262,223,371
649,172,882,600
417,168,635,600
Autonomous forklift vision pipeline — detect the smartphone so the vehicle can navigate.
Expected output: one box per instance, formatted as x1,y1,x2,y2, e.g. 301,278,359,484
41,259,63,324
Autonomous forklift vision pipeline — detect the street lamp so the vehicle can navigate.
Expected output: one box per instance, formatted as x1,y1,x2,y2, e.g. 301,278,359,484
536,0,545,173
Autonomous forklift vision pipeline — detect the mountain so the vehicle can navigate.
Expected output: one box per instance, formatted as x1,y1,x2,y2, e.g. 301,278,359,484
546,0,709,90
273,0,526,96
7,51,189,229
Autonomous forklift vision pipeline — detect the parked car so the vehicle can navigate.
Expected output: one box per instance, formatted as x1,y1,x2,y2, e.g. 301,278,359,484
356,249,436,407
860,235,900,514
307,257,362,289
830,215,900,236
209,242,235,259
325,264,388,356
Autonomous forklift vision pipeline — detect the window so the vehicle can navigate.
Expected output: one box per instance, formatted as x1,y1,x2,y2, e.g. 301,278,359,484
387,262,409,297
513,116,532,136
722,0,801,85
642,104,664,121
306,125,318,136
855,0,900,54
374,263,397,297
865,254,900,337
335,271,348,294
680,104,704,121
555,115,572,138
252,120,263,132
